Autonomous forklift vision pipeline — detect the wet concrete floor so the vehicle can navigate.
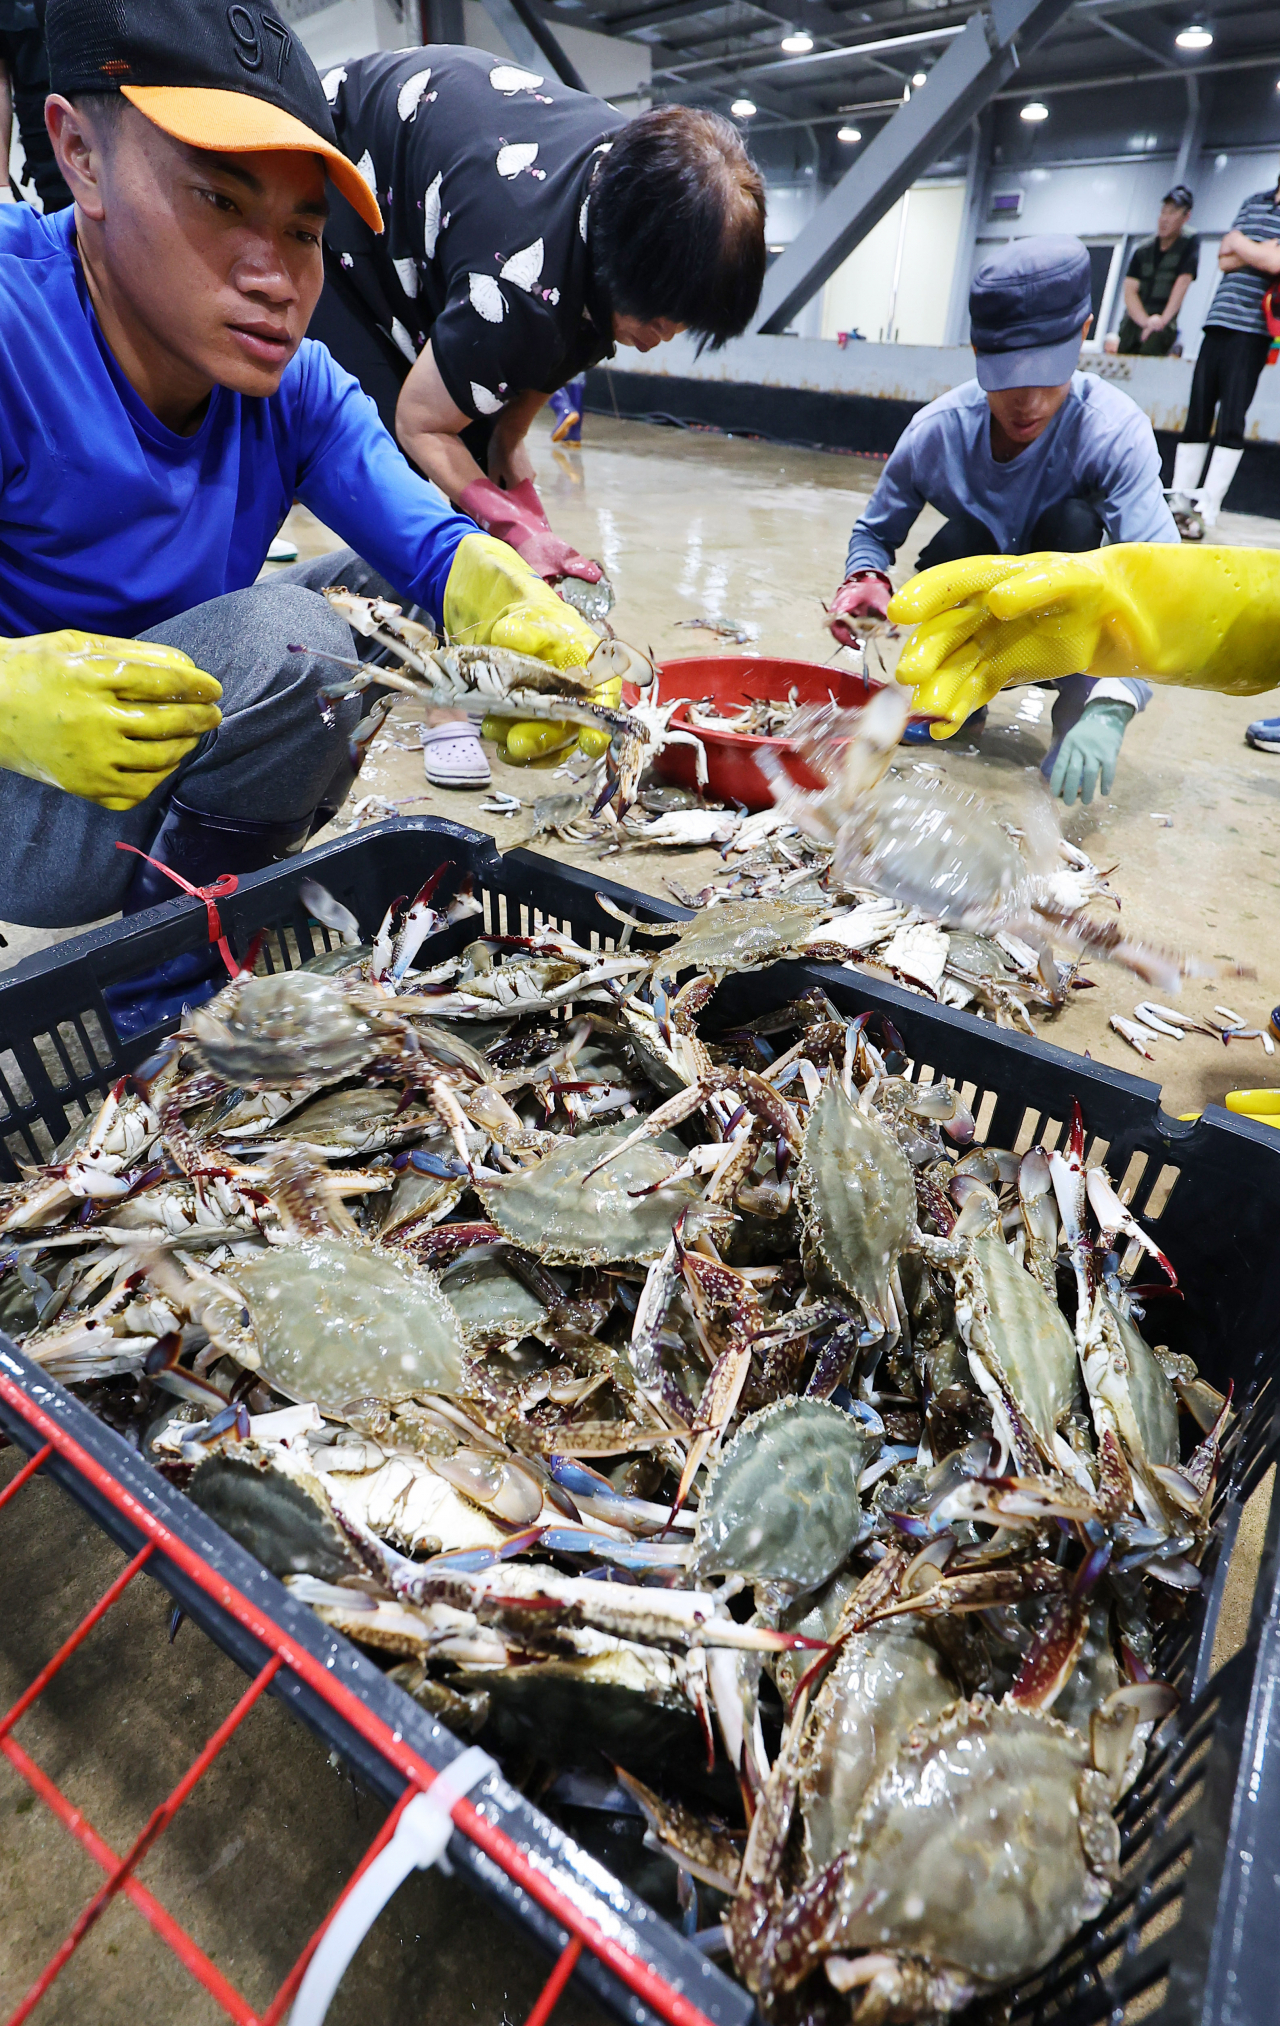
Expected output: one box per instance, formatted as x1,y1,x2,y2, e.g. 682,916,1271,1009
2,412,1278,2021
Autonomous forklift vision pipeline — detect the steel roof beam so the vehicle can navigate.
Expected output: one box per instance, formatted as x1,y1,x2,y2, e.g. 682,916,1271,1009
749,0,1075,335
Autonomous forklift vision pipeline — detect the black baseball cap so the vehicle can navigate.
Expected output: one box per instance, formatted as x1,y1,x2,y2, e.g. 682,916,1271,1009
1164,184,1195,211
44,0,382,230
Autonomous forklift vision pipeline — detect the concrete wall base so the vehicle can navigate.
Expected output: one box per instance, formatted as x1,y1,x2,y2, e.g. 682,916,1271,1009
584,366,1280,521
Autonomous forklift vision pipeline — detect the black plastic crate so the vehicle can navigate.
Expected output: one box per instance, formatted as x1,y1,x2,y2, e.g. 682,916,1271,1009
1,814,1279,2026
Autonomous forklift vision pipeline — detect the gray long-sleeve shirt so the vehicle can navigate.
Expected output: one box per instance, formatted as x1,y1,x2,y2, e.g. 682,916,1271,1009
846,372,1177,716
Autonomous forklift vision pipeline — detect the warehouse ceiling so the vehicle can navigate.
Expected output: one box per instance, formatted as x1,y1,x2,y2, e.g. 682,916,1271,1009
536,0,1280,139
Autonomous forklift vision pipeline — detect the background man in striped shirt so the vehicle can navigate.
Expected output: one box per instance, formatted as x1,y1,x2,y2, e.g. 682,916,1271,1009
1169,173,1280,541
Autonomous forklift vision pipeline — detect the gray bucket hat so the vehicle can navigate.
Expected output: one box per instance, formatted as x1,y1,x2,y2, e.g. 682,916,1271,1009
969,235,1092,391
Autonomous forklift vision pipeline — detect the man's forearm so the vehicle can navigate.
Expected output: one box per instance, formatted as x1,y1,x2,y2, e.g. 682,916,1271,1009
1223,231,1280,277
1122,277,1146,327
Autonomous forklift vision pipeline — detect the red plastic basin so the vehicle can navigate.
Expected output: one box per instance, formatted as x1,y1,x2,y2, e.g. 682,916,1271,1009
623,654,874,813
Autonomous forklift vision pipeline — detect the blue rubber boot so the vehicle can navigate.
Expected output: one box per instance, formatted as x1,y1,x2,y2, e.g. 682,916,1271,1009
549,378,584,445
102,798,310,1041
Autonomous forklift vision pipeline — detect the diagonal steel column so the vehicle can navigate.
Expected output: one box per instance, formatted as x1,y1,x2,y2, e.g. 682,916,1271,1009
480,0,588,91
750,0,1074,335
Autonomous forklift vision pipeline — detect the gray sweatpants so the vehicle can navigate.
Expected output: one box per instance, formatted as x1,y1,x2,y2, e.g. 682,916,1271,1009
0,550,396,930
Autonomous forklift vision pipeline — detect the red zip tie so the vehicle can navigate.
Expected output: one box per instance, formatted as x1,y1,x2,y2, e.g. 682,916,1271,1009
525,1938,584,2026
113,844,244,977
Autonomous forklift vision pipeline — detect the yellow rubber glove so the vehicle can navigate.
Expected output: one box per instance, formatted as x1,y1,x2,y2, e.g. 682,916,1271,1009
443,532,599,670
483,677,621,765
445,531,614,760
888,546,1280,738
0,631,222,809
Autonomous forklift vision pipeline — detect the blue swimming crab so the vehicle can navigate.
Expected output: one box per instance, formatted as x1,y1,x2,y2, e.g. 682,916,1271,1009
729,1690,1124,2022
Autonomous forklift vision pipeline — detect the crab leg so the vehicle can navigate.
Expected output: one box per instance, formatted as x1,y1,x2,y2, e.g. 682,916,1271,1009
671,1339,755,1515
1017,1147,1059,1293
1110,1014,1157,1059
868,1557,1068,1622
579,1078,725,1182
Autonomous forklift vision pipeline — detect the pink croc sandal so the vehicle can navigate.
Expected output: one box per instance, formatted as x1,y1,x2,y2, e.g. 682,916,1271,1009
421,720,491,789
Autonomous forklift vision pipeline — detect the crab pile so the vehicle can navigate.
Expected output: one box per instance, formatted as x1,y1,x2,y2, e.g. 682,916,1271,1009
0,870,1231,2022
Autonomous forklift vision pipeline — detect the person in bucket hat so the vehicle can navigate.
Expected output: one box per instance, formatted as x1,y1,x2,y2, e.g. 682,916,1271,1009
825,236,1177,805
0,0,605,1029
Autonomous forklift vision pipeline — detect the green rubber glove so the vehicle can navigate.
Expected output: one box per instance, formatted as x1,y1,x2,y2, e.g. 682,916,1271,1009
0,631,222,810
889,545,1280,736
1049,696,1134,806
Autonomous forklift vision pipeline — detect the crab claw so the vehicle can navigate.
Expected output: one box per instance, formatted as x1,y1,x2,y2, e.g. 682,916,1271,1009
589,636,654,690
591,770,621,820
1085,1166,1177,1287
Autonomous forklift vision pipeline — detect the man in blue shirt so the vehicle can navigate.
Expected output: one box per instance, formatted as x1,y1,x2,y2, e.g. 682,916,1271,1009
0,0,604,1026
827,238,1177,804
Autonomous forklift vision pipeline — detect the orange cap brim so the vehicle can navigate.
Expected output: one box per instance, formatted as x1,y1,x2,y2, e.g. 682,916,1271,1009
121,85,383,233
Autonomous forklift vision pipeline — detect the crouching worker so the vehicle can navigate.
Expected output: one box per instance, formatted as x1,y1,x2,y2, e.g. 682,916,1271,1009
0,0,602,1033
827,237,1177,803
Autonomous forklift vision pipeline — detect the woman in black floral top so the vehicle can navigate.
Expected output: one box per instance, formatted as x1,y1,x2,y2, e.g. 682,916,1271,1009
313,45,765,582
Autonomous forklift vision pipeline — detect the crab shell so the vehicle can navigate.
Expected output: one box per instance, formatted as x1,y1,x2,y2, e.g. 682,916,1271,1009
446,1649,706,1789
653,898,825,981
483,1125,702,1266
319,1446,513,1557
440,1253,550,1348
834,774,1036,932
189,971,409,1087
797,1080,915,1331
219,1238,464,1411
798,1624,959,1879
691,1398,878,1591
822,1697,1119,1992
1085,1296,1180,1474
954,1228,1082,1468
225,1085,434,1157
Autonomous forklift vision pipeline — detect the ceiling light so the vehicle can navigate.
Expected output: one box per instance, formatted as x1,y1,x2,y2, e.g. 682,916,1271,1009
1020,101,1050,122
781,30,813,53
1175,22,1213,48
911,70,927,86
731,97,757,117
837,124,862,142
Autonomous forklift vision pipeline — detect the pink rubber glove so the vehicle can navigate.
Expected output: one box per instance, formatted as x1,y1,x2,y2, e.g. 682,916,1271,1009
458,477,602,584
826,571,892,648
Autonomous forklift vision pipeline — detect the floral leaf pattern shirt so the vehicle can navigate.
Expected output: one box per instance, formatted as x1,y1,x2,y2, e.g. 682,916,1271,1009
322,46,624,420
